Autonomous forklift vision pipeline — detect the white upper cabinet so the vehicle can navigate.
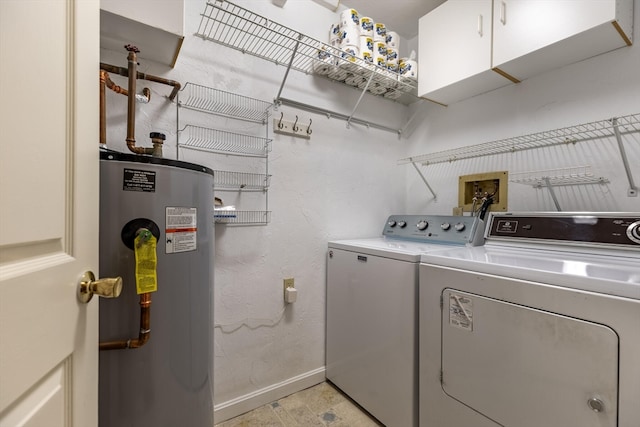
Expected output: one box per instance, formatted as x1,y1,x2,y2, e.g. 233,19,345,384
493,0,633,80
100,0,185,67
418,0,633,105
418,0,513,105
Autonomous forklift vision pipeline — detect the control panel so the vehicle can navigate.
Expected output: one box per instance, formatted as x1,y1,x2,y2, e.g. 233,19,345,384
487,213,640,248
382,215,485,246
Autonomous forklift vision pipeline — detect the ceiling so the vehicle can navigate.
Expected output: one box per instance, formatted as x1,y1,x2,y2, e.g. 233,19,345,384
341,0,446,39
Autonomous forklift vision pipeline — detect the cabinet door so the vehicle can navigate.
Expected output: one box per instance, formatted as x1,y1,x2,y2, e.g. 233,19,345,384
493,0,632,79
418,0,512,105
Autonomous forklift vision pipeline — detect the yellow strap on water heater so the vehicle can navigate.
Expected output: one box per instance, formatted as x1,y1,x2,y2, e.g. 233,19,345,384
134,229,158,294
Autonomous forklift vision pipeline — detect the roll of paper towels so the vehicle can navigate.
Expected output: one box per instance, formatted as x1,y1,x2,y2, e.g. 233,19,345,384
329,23,341,47
374,22,386,42
340,8,359,30
339,45,360,73
313,48,335,75
328,67,349,81
386,47,399,72
373,41,387,69
399,58,418,79
387,48,399,62
345,73,366,87
359,36,373,64
368,81,388,95
386,31,399,50
359,16,374,37
339,26,358,47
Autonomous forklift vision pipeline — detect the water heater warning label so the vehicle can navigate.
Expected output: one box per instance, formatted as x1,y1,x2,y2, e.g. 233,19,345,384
123,169,156,192
165,207,197,254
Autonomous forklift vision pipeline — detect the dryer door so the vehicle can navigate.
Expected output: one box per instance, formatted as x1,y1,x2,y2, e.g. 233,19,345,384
441,289,618,427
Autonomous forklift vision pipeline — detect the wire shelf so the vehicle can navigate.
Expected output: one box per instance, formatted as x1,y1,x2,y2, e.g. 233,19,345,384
196,0,418,103
510,166,609,187
178,125,271,156
214,170,271,189
398,113,640,165
214,210,271,224
179,83,272,123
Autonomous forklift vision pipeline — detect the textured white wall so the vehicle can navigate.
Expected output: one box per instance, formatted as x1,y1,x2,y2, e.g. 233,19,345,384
101,0,410,417
403,5,640,214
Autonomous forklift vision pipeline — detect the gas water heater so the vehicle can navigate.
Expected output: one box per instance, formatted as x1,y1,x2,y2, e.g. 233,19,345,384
98,149,214,427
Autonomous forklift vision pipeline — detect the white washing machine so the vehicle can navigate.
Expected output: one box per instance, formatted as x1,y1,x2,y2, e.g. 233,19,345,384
419,212,640,427
326,215,485,427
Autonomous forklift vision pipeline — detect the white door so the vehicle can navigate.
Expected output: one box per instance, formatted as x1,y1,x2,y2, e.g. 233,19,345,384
0,1,100,426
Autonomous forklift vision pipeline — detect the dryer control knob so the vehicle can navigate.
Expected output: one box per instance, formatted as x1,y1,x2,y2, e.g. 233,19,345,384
441,223,451,230
398,221,407,228
627,220,640,244
454,223,466,232
417,220,429,231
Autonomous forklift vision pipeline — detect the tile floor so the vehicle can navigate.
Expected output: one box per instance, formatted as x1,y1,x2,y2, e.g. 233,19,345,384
215,381,384,427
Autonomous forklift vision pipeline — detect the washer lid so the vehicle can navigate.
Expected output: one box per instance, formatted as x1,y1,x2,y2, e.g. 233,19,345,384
329,237,462,262
421,246,640,300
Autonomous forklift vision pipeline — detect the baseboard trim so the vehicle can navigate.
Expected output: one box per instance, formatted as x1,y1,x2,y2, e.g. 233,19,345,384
213,367,326,424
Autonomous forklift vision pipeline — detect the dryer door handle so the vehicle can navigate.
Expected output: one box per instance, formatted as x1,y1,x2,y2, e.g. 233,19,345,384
587,397,605,413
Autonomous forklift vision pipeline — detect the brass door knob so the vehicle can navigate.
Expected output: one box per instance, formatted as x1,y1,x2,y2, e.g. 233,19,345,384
77,271,123,303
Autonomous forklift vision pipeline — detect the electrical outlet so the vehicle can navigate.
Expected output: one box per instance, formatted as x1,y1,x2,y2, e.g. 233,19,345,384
458,171,508,213
283,278,295,302
273,118,312,140
283,277,294,291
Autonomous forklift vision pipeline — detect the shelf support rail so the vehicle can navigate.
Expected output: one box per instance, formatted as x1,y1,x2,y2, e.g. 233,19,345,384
275,34,302,105
411,161,437,200
347,69,377,129
276,97,401,135
611,117,638,197
542,177,562,211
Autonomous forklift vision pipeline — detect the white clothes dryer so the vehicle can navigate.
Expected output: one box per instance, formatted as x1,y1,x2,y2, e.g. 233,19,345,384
419,212,640,427
327,215,485,427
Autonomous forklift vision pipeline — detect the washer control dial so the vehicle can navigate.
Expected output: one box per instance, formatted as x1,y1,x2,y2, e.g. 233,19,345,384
627,220,640,244
397,221,407,228
454,223,466,232
387,220,397,227
441,222,451,231
417,220,429,231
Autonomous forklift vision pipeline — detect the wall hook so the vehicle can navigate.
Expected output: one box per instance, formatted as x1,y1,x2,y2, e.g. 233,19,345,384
278,112,284,129
293,115,299,132
307,119,313,135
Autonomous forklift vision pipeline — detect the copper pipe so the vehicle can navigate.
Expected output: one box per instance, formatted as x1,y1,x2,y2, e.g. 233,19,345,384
99,70,152,147
99,46,178,154
101,69,152,102
99,63,182,101
124,45,153,155
103,70,128,96
99,293,151,350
